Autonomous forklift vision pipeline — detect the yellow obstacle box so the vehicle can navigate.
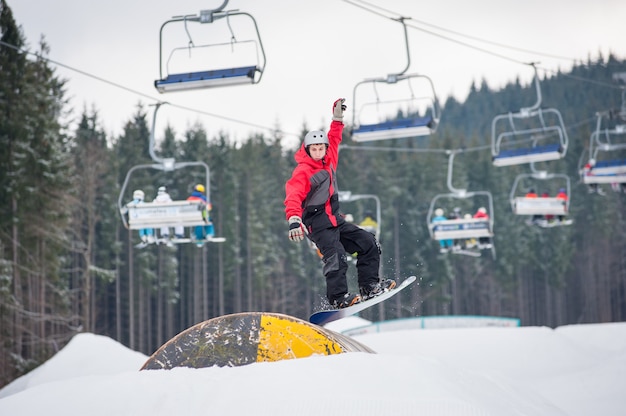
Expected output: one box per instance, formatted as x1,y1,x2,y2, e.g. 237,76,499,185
140,312,374,370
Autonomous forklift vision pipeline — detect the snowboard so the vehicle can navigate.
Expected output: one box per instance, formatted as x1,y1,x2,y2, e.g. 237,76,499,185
309,275,417,326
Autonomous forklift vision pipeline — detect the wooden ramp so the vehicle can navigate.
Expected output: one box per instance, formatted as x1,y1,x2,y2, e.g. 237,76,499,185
140,312,374,370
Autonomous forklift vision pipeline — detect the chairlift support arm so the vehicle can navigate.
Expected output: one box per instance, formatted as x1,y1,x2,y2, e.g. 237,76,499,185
522,63,542,115
490,64,568,164
389,17,411,80
445,151,466,195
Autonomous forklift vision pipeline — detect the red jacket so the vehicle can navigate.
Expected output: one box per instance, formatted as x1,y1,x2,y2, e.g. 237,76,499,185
284,120,343,232
474,210,489,219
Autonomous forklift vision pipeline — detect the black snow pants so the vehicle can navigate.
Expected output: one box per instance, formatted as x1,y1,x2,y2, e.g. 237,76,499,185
310,221,381,303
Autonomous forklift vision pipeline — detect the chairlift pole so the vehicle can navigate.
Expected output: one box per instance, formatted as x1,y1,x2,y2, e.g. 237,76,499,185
446,150,467,196
149,102,169,165
388,17,411,80
522,63,542,115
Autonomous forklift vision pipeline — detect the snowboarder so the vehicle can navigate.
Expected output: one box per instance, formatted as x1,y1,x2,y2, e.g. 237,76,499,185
284,98,395,309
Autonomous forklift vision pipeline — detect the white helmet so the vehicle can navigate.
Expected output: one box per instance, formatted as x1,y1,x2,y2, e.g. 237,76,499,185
158,186,166,195
133,190,145,200
435,208,444,217
304,130,329,147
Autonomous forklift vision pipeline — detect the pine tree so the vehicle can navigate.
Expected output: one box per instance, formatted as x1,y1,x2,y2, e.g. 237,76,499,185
68,109,115,333
113,104,155,350
0,0,73,384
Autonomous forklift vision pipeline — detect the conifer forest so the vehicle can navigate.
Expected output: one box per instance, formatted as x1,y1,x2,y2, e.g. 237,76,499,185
1,1,625,387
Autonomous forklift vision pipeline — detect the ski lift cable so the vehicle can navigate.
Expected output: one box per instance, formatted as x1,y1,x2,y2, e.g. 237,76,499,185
342,0,400,22
343,0,522,71
0,40,300,139
168,102,284,135
404,19,620,91
343,0,622,91
340,144,447,154
340,143,491,154
538,67,621,90
405,18,576,63
343,0,563,64
0,40,156,103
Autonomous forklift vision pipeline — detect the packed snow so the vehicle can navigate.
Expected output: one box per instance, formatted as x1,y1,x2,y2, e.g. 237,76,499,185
1,317,625,416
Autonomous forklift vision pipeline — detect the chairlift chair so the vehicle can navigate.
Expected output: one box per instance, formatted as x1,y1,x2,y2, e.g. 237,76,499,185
351,74,441,142
118,104,225,246
581,110,626,187
349,16,441,143
491,65,568,167
154,4,266,93
426,152,495,259
118,161,221,246
426,191,495,259
509,169,573,227
337,191,382,240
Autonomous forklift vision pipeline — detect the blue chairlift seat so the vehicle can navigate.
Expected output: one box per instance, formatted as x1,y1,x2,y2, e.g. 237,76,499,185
583,159,626,184
594,159,626,174
493,143,563,167
431,218,492,241
491,65,569,168
155,65,258,93
352,115,435,142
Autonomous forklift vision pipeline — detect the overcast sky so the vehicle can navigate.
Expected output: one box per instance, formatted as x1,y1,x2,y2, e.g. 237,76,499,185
10,0,626,149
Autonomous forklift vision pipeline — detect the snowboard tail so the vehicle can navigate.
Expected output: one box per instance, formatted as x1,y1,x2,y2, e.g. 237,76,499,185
309,275,417,326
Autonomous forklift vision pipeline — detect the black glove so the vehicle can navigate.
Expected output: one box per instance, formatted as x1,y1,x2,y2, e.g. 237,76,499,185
288,216,305,242
332,98,347,122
